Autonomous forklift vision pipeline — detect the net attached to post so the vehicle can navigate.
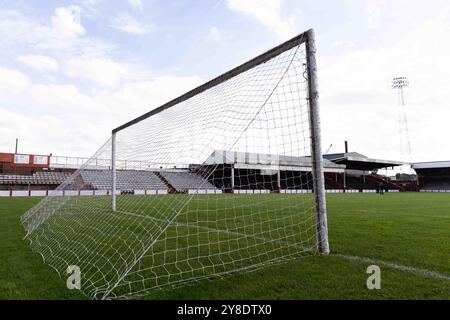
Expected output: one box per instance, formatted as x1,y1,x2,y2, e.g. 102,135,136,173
21,30,326,299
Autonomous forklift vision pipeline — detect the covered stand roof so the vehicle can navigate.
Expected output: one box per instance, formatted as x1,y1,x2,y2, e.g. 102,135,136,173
412,161,450,170
323,152,404,171
203,150,345,173
411,161,450,177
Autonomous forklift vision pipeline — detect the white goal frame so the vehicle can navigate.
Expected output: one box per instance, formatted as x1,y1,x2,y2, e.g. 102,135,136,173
111,28,329,255
21,28,331,300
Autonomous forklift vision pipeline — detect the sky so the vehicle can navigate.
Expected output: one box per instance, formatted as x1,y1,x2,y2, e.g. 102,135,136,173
0,0,449,163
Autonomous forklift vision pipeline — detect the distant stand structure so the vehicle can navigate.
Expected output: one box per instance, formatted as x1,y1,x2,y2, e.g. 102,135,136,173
392,77,412,165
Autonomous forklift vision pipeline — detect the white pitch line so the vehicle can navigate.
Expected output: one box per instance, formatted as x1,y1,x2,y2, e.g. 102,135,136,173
335,253,450,282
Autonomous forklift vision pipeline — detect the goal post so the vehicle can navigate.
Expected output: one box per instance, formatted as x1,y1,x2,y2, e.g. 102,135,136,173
305,29,330,255
23,28,330,299
111,132,117,212
109,28,329,254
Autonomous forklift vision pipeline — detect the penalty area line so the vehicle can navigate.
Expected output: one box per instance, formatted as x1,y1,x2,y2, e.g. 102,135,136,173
334,253,450,282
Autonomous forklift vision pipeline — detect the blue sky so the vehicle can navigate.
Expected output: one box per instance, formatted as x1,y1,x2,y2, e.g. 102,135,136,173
0,0,449,162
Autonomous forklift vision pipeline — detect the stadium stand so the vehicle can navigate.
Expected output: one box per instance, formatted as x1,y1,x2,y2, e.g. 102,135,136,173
324,152,404,192
159,171,216,192
412,161,450,192
80,170,166,191
344,175,378,190
324,172,402,192
0,171,70,186
420,180,450,191
280,171,314,190
1,148,413,196
232,169,277,191
202,150,344,193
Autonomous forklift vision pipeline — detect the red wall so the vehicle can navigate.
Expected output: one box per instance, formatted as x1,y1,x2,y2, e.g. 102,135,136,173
0,153,13,163
0,152,50,174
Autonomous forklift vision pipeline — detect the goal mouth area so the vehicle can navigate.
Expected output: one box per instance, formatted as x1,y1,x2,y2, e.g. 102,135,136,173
21,28,329,300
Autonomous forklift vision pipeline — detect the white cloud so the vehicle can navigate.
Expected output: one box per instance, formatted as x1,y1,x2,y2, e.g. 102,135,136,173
78,0,103,10
331,40,356,50
226,0,298,38
51,6,85,38
76,1,101,19
63,57,129,88
0,7,112,55
128,0,143,10
207,27,222,42
0,61,202,156
364,0,383,30
17,55,59,72
30,83,100,112
110,14,155,35
0,10,46,49
95,75,203,118
0,107,107,156
0,66,30,94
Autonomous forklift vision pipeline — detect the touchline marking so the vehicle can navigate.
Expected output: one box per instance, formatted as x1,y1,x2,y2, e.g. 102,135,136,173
335,253,450,281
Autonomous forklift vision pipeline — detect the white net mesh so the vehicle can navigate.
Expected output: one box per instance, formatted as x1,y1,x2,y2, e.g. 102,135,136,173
21,32,325,299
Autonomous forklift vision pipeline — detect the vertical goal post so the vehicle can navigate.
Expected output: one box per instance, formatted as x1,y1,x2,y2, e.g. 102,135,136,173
111,132,117,212
305,29,330,255
24,28,330,300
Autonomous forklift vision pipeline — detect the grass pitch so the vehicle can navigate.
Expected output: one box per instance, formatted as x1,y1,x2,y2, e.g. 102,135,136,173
1,193,449,299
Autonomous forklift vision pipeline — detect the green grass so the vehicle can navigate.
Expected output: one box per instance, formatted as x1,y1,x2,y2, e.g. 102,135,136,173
1,193,449,299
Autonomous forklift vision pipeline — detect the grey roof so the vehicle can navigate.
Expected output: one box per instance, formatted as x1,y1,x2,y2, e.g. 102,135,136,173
412,161,450,170
203,150,345,172
323,152,404,170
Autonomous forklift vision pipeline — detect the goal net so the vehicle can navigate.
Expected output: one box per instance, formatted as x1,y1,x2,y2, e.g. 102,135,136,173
21,29,329,300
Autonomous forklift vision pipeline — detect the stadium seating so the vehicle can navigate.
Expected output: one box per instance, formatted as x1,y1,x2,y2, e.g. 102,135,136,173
0,171,70,185
344,175,379,190
280,174,314,190
159,171,216,192
234,172,275,191
80,170,166,190
421,180,450,191
323,173,403,191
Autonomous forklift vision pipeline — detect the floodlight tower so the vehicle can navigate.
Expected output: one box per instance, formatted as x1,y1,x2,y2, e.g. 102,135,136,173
392,76,412,161
392,76,409,106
